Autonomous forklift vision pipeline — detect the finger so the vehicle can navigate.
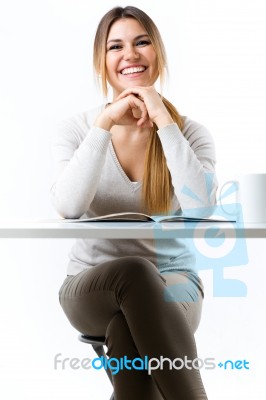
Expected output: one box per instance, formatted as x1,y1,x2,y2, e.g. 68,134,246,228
132,108,141,118
137,118,153,128
127,94,148,122
117,87,145,101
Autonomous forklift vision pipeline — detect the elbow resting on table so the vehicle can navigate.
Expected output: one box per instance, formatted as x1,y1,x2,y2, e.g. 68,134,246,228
180,185,218,219
50,185,87,219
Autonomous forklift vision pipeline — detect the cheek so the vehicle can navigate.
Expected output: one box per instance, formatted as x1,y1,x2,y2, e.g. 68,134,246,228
146,50,158,71
105,55,117,75
150,58,159,78
107,50,121,62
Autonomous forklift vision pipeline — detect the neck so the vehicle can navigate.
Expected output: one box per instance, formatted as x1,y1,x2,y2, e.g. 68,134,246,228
111,124,151,143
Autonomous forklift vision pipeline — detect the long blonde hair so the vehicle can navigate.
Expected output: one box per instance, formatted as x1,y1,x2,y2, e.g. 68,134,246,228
93,6,184,214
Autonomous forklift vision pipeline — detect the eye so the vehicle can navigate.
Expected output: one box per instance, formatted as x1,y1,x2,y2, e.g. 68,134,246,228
136,40,151,47
108,44,122,51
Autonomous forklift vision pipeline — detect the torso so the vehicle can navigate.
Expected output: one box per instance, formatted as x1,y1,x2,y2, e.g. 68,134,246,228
110,126,151,182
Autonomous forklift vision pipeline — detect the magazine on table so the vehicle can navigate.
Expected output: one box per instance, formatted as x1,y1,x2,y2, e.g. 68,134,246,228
58,212,236,223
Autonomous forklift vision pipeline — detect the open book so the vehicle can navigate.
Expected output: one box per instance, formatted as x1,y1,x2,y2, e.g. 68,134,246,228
61,212,236,223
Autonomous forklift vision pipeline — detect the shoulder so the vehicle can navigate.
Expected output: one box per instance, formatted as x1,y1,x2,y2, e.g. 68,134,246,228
54,105,105,145
181,115,215,148
182,115,212,139
58,104,105,135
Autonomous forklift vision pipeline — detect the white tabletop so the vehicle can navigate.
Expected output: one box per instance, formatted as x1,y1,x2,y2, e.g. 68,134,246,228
1,220,266,239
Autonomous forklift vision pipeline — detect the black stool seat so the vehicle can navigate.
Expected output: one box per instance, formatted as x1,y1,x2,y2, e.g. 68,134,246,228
79,334,106,345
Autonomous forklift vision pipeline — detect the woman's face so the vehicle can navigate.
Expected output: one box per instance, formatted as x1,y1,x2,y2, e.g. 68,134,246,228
106,18,158,98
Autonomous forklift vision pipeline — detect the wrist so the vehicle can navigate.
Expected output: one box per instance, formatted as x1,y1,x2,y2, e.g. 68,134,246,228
154,113,174,129
94,113,114,132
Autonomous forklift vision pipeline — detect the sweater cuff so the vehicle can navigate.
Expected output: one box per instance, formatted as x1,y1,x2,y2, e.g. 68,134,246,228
157,123,185,149
82,126,112,153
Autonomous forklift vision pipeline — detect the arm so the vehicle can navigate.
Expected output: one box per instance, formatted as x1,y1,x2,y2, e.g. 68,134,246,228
50,116,112,218
50,96,153,218
157,121,218,216
116,86,218,216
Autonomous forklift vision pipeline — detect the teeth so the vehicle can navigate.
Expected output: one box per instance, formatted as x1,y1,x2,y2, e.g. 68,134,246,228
121,66,146,75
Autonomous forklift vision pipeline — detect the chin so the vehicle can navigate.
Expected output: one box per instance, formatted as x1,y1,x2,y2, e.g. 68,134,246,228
120,80,150,89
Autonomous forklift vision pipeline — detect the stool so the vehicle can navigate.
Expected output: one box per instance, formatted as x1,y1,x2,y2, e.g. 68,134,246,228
78,334,115,400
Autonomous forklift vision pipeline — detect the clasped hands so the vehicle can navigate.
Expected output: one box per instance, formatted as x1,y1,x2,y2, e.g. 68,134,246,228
95,86,174,131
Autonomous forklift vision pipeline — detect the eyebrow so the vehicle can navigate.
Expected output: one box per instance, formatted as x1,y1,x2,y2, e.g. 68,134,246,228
106,34,150,44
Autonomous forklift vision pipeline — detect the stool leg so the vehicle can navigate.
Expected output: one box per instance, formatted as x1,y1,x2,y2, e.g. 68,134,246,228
92,343,114,385
79,337,115,399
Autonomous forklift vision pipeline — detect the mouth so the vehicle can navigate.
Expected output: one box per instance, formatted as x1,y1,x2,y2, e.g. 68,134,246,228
120,65,147,76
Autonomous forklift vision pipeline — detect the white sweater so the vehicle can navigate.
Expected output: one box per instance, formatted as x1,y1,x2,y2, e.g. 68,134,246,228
51,105,217,276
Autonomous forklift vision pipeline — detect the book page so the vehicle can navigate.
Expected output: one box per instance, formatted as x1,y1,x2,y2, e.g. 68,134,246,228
159,215,236,222
62,212,155,222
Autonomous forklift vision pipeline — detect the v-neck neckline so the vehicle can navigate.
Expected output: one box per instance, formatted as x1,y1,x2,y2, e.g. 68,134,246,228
109,140,142,190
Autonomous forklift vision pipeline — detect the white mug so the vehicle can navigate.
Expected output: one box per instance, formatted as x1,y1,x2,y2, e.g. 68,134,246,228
219,173,266,223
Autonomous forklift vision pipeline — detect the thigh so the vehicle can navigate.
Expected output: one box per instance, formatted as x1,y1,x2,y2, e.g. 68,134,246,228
58,256,163,337
161,271,204,333
59,264,120,336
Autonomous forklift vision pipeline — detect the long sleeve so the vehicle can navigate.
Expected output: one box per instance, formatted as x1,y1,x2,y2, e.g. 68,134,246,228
157,120,218,216
50,116,112,218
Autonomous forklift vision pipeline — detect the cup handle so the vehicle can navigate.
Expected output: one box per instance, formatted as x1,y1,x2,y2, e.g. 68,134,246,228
218,180,239,216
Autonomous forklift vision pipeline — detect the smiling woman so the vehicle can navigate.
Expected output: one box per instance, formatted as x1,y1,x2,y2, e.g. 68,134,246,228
51,5,217,400
93,7,187,215
105,19,158,96
94,7,166,97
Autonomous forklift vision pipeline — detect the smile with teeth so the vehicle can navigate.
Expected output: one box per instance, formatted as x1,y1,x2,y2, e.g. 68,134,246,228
121,66,146,75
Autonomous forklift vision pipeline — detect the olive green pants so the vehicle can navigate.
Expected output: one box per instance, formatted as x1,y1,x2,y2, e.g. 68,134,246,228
59,256,207,400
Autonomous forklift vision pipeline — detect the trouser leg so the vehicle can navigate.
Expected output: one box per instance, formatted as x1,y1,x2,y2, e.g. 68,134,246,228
59,256,207,400
105,311,163,400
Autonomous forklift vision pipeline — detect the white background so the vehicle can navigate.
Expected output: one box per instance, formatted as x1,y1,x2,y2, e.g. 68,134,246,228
0,0,265,398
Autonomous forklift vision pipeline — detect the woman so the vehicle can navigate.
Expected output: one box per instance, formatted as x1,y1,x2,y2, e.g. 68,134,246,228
51,6,217,400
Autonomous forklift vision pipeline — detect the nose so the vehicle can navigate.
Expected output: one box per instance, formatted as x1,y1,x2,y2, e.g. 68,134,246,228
123,44,140,60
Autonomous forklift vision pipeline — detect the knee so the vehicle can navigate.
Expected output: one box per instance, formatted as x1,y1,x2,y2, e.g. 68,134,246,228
113,256,158,281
